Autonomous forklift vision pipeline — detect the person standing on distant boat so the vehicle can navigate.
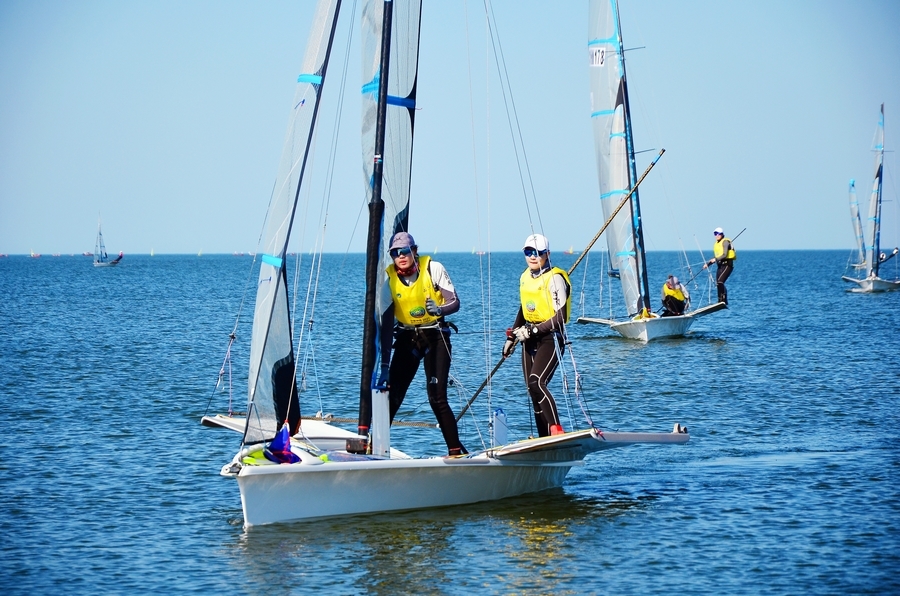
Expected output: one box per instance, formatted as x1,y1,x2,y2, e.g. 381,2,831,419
661,274,689,316
705,227,735,305
374,232,467,456
502,234,570,438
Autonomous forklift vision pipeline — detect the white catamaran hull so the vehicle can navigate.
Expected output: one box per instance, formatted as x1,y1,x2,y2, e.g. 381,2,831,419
577,302,727,341
226,427,689,526
841,275,900,293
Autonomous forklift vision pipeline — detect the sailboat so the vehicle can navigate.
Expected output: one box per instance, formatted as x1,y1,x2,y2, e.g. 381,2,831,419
847,180,867,269
842,104,900,292
575,0,724,341
92,217,123,267
208,0,689,527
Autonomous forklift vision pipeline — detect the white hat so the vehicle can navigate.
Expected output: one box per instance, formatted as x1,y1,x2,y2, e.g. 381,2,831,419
713,227,724,235
523,233,549,252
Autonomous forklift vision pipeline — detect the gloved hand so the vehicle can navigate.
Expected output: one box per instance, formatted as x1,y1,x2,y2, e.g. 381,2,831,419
375,363,390,391
502,338,516,358
513,325,536,342
425,297,442,316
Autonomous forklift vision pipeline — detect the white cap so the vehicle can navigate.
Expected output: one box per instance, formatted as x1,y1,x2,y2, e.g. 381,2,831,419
713,227,724,235
523,234,549,252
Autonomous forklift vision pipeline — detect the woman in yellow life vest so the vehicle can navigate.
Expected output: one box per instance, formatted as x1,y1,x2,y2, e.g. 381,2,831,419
661,274,690,316
705,227,736,305
374,232,466,456
502,234,570,438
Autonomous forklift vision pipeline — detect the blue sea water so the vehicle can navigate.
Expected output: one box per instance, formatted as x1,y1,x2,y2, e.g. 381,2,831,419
1,250,898,594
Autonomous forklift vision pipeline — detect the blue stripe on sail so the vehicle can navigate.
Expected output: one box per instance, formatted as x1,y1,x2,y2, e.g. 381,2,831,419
601,189,628,199
362,78,379,95
297,74,322,84
262,254,283,268
591,109,616,118
387,95,415,108
615,250,636,258
610,132,626,139
588,37,616,46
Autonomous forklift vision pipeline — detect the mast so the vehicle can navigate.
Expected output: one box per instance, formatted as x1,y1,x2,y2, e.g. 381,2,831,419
612,0,652,312
359,0,394,430
869,103,885,278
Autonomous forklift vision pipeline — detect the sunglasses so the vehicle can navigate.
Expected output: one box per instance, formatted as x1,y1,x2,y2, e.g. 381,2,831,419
523,248,548,257
390,246,413,259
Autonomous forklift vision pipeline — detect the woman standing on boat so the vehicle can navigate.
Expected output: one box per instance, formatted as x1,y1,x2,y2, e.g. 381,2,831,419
706,227,735,305
502,234,570,437
375,232,467,456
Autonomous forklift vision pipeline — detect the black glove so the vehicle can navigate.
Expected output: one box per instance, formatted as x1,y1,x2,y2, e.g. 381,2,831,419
425,297,442,316
375,363,390,391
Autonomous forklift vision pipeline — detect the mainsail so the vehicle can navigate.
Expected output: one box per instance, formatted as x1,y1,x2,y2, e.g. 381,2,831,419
244,0,342,445
588,0,651,316
865,103,885,279
848,179,866,268
358,0,422,429
94,220,108,264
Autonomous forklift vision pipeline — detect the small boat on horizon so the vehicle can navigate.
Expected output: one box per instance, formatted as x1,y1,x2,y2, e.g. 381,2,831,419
93,217,123,267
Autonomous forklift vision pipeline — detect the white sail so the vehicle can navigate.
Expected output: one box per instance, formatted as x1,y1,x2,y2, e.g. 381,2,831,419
360,0,421,366
245,0,342,445
865,104,885,279
848,179,866,268
94,220,107,265
588,0,648,316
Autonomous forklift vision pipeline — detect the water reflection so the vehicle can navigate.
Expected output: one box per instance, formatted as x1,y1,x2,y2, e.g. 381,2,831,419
227,490,649,593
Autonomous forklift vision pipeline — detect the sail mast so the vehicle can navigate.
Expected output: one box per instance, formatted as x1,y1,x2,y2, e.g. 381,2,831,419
612,0,652,312
359,0,395,429
869,103,885,278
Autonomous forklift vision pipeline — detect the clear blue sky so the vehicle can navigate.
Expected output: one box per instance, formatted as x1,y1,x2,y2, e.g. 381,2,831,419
2,0,899,256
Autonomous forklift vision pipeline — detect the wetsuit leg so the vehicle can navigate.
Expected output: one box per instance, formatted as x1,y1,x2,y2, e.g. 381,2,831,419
523,334,562,437
388,331,422,422
662,295,685,316
422,331,464,452
716,262,733,304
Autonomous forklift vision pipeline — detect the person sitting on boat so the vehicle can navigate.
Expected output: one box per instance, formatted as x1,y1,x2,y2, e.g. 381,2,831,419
112,251,124,264
661,275,689,316
502,233,570,438
375,232,467,456
704,227,735,305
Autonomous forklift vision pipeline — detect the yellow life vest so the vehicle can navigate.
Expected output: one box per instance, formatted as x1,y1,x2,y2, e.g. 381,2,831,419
662,283,686,302
714,237,737,260
387,255,444,327
519,267,571,324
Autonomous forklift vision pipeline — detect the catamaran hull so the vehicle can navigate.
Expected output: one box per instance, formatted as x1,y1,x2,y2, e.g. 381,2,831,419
577,302,726,341
228,428,689,526
841,275,900,293
235,457,572,526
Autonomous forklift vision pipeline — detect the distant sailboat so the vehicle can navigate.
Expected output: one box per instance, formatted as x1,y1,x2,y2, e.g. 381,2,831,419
842,104,900,292
93,217,123,267
575,0,724,341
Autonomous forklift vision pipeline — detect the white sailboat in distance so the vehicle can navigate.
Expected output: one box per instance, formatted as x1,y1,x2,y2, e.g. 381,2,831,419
576,0,724,341
842,104,900,292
